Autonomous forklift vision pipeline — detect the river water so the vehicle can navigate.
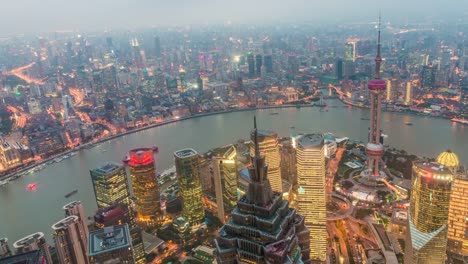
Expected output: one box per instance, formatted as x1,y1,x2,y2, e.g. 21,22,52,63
0,99,467,243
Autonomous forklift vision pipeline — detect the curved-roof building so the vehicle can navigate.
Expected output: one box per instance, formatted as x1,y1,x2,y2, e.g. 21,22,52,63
436,150,460,170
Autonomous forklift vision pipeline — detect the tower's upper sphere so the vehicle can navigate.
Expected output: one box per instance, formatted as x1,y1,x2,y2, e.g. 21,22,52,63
368,79,386,91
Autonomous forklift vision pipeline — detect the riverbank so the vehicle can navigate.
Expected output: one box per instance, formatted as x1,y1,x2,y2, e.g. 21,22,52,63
0,103,317,181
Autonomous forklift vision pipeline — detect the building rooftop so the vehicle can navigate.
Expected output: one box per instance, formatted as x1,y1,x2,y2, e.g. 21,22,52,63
88,224,131,257
0,250,43,264
51,216,79,230
296,134,324,149
174,148,197,159
91,162,123,175
13,233,45,249
414,161,453,175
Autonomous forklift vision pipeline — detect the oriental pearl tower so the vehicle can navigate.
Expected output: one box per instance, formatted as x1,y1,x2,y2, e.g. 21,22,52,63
364,15,387,179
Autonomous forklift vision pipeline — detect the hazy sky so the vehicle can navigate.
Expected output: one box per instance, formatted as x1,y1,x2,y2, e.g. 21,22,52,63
1,0,467,35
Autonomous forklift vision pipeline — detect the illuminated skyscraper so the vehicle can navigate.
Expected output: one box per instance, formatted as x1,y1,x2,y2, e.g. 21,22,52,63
90,162,131,209
174,149,205,226
212,145,238,223
295,134,327,262
52,216,89,264
250,130,282,194
386,78,398,102
12,232,53,264
447,173,468,263
405,81,413,105
126,148,161,227
364,16,387,179
214,117,310,263
345,42,356,62
405,161,453,263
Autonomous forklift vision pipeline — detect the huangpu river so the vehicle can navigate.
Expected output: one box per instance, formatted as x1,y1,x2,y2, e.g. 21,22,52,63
0,99,467,242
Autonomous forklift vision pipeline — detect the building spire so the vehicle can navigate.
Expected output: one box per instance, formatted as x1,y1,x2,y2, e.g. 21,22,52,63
253,116,260,158
375,13,382,79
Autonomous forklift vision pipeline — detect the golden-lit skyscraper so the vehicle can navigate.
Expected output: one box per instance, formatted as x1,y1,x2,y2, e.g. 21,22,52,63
250,130,282,193
295,134,327,262
405,81,413,105
212,145,238,223
406,161,454,264
447,173,468,262
126,148,161,227
175,148,205,226
90,163,131,209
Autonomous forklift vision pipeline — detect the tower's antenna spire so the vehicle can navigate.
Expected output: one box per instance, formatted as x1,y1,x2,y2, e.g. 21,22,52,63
253,116,260,158
375,12,382,79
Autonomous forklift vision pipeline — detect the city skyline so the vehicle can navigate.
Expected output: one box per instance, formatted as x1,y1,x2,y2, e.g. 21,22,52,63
1,6,468,262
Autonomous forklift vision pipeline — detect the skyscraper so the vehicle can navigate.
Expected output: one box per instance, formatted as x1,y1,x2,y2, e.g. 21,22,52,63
90,162,131,209
88,225,135,264
126,148,161,227
335,58,344,80
0,238,11,258
247,52,255,78
421,65,436,89
364,16,387,179
405,81,413,105
264,55,273,73
154,36,161,57
52,216,89,264
93,205,146,264
212,145,238,223
295,134,327,262
12,232,53,264
255,54,263,75
175,149,205,226
214,117,310,263
250,130,282,194
405,161,454,263
345,42,356,62
386,78,398,102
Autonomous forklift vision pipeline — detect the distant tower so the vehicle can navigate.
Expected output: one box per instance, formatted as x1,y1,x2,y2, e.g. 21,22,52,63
154,36,161,57
295,134,327,262
90,162,131,209
249,130,283,194
52,216,89,264
405,161,453,263
255,54,263,75
247,52,255,78
174,149,205,226
335,58,344,80
13,232,53,264
212,145,238,223
364,15,387,179
264,55,273,73
125,148,161,227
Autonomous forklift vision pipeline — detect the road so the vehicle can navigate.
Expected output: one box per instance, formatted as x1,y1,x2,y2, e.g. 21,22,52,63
6,62,45,85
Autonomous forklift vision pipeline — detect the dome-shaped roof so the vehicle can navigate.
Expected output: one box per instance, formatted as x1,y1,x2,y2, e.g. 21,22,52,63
436,150,459,169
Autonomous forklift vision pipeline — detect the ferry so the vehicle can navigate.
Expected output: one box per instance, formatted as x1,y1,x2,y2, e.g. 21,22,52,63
269,112,279,115
405,122,413,126
64,189,78,198
451,118,468,125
